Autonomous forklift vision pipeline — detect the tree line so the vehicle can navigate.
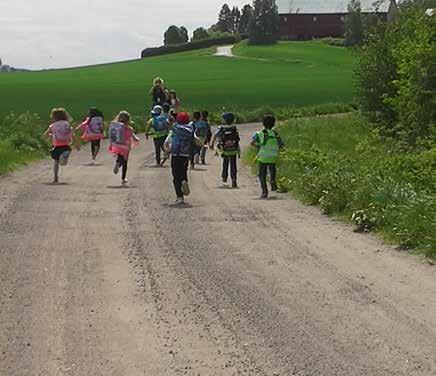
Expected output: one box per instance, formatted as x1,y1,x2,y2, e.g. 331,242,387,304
163,0,280,46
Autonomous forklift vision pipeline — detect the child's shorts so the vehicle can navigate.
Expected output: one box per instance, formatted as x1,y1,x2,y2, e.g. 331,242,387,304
51,145,72,161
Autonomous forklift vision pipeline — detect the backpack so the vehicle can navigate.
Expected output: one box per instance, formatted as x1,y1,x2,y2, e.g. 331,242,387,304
194,120,209,138
153,115,169,133
171,124,194,156
52,121,72,142
109,122,126,145
88,116,104,134
220,126,239,152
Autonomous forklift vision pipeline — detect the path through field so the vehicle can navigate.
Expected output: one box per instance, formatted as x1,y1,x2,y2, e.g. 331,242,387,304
1,124,435,376
214,45,235,58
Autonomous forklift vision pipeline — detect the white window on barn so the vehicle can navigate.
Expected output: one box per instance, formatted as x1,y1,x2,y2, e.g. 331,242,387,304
313,16,317,22
283,16,288,22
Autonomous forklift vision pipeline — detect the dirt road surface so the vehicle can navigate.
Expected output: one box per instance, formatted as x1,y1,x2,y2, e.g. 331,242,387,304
1,124,435,376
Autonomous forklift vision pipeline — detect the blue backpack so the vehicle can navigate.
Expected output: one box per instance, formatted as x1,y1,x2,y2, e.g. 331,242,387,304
194,120,209,138
171,124,194,157
153,115,169,133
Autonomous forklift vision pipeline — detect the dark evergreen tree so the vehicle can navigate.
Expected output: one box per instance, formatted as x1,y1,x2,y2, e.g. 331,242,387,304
217,4,233,33
231,6,241,33
164,26,183,46
249,0,280,44
239,4,254,34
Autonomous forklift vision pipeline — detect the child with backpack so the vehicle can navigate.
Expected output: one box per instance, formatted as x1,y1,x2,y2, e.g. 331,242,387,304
251,115,285,198
76,107,105,163
109,111,140,185
164,112,203,205
211,112,240,188
146,105,171,167
169,90,180,114
43,108,79,184
199,111,212,165
190,111,202,169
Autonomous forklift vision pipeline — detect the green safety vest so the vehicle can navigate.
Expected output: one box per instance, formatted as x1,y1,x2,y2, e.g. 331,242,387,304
256,129,279,164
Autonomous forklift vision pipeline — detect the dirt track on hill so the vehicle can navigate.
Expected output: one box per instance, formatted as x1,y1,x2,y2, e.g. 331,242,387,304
1,124,435,376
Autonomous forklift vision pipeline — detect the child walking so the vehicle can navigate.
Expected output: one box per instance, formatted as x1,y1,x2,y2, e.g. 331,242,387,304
190,111,202,169
199,111,212,165
76,107,105,163
211,112,240,188
164,112,203,205
44,108,79,184
109,111,140,185
251,115,285,198
146,105,170,167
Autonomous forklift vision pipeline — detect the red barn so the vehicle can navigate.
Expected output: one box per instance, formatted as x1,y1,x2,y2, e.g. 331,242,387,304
277,0,398,40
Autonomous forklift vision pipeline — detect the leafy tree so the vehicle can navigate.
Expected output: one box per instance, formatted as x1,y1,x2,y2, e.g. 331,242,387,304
239,4,254,34
180,26,189,43
231,6,241,33
345,0,364,46
164,26,183,46
249,0,280,45
217,4,233,33
356,3,435,148
192,27,210,41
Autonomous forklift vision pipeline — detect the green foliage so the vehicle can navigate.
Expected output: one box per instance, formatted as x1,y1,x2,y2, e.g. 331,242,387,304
0,112,50,174
320,38,347,47
1,42,355,120
217,4,234,33
164,25,187,46
356,5,435,148
249,0,280,45
246,115,435,258
239,4,254,35
192,27,210,42
345,0,364,46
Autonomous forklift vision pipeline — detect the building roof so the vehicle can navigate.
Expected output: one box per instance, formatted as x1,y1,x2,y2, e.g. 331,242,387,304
277,0,393,14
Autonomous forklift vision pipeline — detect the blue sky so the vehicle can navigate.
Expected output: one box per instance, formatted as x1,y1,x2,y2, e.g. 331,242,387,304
1,0,247,69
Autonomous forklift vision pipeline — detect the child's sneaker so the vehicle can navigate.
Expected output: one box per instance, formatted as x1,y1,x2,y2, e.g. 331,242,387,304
271,183,278,192
194,154,200,165
175,197,184,205
59,151,70,166
231,180,238,189
181,180,190,196
122,179,128,185
260,192,268,199
113,162,120,174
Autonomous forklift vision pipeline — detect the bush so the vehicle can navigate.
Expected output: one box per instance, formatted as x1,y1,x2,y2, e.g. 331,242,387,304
141,36,239,58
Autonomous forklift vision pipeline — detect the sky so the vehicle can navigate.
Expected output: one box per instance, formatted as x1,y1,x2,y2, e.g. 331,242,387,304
0,0,248,70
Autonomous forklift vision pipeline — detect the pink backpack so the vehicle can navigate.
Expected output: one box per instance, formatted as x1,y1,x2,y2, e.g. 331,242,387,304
52,121,72,143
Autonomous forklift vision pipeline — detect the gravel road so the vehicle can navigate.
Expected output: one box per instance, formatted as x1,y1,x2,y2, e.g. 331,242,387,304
1,123,435,376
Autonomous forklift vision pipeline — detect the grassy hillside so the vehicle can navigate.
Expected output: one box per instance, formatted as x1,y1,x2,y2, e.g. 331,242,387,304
0,42,355,121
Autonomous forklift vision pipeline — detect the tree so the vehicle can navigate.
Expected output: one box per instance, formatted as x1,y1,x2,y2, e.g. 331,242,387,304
239,4,254,34
345,0,364,46
217,4,233,33
192,27,210,41
249,0,280,45
164,25,189,46
180,26,189,43
231,6,241,33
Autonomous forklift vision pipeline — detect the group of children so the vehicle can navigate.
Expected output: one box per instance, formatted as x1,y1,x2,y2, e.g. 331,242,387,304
44,106,284,203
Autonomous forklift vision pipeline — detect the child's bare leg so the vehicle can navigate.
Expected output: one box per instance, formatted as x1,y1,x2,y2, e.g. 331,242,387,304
53,160,60,183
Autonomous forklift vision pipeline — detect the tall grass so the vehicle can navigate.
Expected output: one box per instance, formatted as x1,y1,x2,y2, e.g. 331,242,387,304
246,115,435,258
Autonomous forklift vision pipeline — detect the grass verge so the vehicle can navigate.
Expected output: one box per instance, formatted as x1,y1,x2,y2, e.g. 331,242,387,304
245,114,435,259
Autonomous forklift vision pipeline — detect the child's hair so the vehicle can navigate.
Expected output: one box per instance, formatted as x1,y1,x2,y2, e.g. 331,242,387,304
193,111,201,120
115,111,131,125
153,77,163,86
263,115,276,129
169,90,177,98
50,108,69,122
201,110,209,119
89,107,104,119
222,112,235,125
162,103,171,113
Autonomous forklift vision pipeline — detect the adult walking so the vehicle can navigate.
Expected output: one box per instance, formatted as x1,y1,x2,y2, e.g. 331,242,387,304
149,77,168,108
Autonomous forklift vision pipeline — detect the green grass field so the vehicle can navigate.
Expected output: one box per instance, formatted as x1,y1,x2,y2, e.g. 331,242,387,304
0,41,355,121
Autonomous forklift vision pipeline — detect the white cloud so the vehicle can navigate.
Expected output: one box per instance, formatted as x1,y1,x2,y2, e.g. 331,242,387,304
0,0,248,69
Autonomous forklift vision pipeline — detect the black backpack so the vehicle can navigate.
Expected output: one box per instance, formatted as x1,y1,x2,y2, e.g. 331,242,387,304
220,126,240,152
